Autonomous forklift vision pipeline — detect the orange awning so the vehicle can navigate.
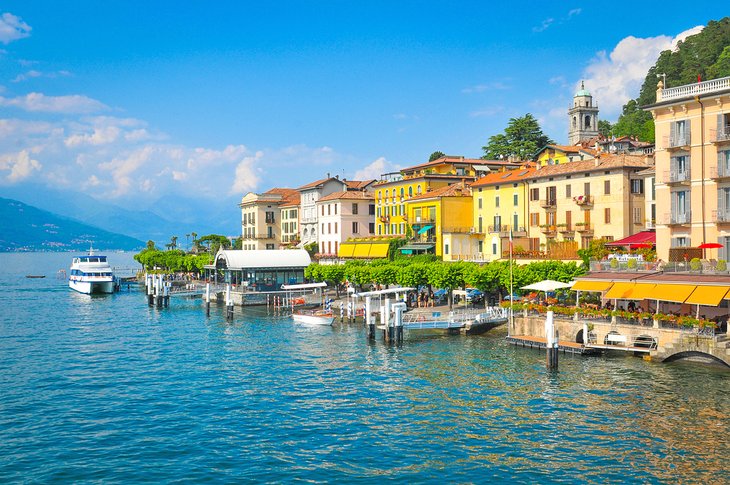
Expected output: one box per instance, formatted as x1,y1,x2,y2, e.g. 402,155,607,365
604,282,635,299
650,284,697,303
685,286,730,306
572,280,614,292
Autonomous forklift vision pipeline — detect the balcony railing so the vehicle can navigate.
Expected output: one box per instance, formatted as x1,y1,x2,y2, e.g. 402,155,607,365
540,199,557,209
664,169,690,184
575,223,593,233
660,76,730,101
711,126,730,143
558,225,573,233
573,195,593,207
709,165,730,180
713,209,730,224
666,211,691,225
666,134,690,149
540,225,557,235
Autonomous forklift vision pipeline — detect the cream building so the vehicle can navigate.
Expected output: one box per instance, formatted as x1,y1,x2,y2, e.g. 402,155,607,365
239,188,299,250
279,194,301,248
645,76,730,261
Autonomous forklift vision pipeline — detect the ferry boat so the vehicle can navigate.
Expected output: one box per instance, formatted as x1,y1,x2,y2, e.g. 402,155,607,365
69,248,115,294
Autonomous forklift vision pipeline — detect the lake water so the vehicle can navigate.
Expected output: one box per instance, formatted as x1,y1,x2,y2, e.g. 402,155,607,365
1,252,729,483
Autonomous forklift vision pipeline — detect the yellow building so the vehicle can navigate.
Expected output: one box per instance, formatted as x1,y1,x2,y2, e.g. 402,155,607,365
471,167,535,261
645,76,730,262
401,182,476,260
534,145,597,166
373,155,519,238
525,154,653,254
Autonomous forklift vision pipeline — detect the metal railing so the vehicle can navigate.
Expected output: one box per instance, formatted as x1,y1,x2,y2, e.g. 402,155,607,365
667,211,691,225
540,199,557,209
711,126,730,143
666,134,690,148
665,169,690,183
713,209,730,223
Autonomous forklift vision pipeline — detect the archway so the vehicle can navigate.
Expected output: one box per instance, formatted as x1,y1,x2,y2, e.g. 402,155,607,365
663,351,730,368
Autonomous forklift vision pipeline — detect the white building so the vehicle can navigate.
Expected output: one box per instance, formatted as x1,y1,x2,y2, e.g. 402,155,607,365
297,177,348,247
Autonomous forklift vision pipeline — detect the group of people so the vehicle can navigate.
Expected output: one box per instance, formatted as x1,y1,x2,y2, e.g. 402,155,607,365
409,290,434,308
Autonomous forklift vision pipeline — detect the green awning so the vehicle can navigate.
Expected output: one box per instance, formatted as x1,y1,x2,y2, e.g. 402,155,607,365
418,225,434,235
400,243,435,252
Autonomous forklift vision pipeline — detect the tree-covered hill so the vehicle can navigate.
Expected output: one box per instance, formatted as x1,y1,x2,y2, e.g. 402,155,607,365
609,17,730,142
0,197,145,251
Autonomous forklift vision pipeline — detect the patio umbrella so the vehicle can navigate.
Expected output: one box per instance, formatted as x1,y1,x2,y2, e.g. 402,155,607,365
698,242,723,258
521,279,573,303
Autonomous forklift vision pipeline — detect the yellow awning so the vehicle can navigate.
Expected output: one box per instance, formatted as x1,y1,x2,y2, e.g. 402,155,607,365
572,280,614,292
352,244,371,258
338,243,355,258
368,242,390,258
651,284,697,303
604,282,636,299
625,283,657,300
685,286,730,306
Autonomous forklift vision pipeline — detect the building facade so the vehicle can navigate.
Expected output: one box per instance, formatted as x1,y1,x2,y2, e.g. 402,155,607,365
645,76,730,261
239,188,299,250
279,195,301,248
317,191,375,257
297,177,348,248
568,81,600,145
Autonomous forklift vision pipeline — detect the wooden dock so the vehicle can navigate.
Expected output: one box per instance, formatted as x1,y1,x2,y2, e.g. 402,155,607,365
506,335,597,355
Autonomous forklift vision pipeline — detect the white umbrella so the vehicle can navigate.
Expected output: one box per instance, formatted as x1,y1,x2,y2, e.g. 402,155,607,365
521,280,573,292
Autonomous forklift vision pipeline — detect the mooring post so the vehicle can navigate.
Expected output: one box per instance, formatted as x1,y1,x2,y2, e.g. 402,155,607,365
146,273,154,306
383,298,391,343
393,301,406,343
226,284,233,320
205,282,211,316
545,310,558,370
163,281,170,307
365,296,374,340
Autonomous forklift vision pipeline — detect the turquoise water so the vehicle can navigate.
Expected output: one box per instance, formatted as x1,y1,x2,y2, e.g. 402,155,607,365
1,252,729,483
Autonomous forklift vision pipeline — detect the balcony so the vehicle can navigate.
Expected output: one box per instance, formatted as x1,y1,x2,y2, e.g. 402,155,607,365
664,169,690,185
711,126,730,144
666,211,691,226
265,217,276,224
558,225,574,234
575,223,593,234
572,195,593,208
660,76,730,101
539,199,557,210
665,134,690,150
645,219,656,229
540,225,557,236
710,166,730,180
713,210,730,224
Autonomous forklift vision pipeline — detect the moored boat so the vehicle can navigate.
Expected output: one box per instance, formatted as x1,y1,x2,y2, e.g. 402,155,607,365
69,247,114,294
25,275,46,278
292,309,335,326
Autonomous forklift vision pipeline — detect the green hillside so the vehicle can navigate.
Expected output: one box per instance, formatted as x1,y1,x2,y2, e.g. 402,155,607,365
610,17,730,142
0,197,145,251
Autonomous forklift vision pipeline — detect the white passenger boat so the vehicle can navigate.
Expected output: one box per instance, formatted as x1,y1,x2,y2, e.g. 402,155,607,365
69,248,115,294
292,309,335,326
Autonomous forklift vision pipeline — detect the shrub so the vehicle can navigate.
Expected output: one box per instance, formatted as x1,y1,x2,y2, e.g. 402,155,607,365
690,257,702,271
717,260,727,272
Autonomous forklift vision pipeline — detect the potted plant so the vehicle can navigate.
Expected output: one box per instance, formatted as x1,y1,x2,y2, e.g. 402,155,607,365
609,258,619,269
717,260,727,272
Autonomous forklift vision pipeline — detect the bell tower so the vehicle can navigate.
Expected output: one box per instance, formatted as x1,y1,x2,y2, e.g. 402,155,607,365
568,81,599,145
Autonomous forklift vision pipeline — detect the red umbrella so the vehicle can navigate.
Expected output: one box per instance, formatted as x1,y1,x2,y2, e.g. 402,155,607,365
698,243,723,249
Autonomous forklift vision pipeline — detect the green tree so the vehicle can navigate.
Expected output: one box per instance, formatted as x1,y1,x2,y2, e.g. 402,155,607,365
428,151,446,162
707,45,730,80
482,114,554,161
598,119,613,138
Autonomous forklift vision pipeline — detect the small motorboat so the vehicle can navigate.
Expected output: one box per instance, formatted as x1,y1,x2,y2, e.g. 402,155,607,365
26,275,46,278
292,309,335,326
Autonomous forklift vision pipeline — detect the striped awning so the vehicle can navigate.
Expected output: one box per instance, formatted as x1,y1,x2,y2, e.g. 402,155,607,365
571,280,614,292
685,286,730,306
650,284,697,303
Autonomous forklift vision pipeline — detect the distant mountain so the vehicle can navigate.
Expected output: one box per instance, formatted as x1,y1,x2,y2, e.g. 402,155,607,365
0,197,145,251
0,184,238,244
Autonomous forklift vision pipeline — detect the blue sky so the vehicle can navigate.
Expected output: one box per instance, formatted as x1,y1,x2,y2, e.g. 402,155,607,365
0,1,727,212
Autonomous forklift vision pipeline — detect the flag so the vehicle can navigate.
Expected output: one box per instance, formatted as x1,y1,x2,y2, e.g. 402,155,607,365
698,74,702,83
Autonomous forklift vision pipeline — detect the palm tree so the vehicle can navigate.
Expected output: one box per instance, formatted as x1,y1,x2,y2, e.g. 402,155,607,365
170,235,178,250
185,233,190,251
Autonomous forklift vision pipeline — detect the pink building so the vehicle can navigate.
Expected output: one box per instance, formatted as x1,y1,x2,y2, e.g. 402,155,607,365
316,191,375,257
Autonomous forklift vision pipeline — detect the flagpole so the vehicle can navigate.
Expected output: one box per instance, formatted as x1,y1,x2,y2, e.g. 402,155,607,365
509,229,513,337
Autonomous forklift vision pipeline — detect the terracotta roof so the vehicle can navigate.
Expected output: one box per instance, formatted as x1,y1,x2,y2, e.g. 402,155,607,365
406,182,471,201
297,177,345,191
345,179,375,190
471,167,537,187
280,192,301,207
402,156,520,173
318,191,374,202
527,153,653,180
543,144,584,154
264,187,299,206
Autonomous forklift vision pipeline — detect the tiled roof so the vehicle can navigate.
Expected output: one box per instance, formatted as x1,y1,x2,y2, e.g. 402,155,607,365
402,156,520,173
406,181,471,201
471,167,537,187
318,191,374,202
297,177,346,190
280,192,301,207
264,187,300,206
345,179,375,190
527,153,653,180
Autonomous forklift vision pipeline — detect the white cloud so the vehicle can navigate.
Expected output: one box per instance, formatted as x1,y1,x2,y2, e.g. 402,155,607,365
533,18,554,33
353,157,398,181
0,12,31,44
0,92,108,113
580,25,704,118
0,149,41,182
568,8,582,17
462,82,510,94
231,151,263,195
12,69,72,83
65,126,120,147
470,106,504,118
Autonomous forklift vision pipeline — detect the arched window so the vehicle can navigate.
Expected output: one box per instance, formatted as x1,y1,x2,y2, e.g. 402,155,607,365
408,186,413,197
584,115,591,129
572,116,577,128
417,185,422,195
400,187,404,198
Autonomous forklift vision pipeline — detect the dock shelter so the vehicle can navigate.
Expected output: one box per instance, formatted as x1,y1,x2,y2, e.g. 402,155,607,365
205,249,311,292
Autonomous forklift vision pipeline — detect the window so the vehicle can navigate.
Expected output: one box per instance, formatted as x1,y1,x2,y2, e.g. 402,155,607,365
671,190,690,223
513,213,519,230
604,180,610,195
631,179,644,194
369,223,375,234
493,215,501,231
566,184,571,198
334,222,338,234
513,194,518,206
584,182,590,196
352,203,358,214
478,240,483,253
492,243,497,255
633,207,642,224
604,208,611,224
376,207,381,217
530,213,540,226
417,185,422,195
671,119,690,146
408,186,413,197
495,196,500,208
321,223,325,234
478,198,482,209
445,243,449,255
672,237,688,248
478,216,483,233
321,205,324,216
530,188,539,201
369,204,375,215
352,222,359,234
265,211,275,223
327,204,331,216
334,204,337,215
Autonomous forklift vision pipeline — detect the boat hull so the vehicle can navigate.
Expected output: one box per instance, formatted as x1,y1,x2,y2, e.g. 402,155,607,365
292,313,334,326
69,279,114,295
